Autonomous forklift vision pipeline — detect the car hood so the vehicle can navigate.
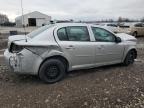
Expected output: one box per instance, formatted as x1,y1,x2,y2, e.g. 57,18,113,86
116,33,137,42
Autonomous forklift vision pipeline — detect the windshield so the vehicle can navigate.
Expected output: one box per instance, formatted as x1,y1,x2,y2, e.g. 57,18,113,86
27,24,55,38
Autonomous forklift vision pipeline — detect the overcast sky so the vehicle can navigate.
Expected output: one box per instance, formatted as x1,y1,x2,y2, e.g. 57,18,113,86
0,0,144,21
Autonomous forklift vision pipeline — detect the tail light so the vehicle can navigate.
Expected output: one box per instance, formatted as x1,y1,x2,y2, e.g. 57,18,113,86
10,43,24,53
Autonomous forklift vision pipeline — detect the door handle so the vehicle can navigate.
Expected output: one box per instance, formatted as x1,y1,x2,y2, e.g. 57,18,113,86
98,45,104,49
65,45,75,49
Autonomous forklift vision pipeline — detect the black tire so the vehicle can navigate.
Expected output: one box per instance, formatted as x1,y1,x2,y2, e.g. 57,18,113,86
39,59,66,84
123,50,135,66
133,32,137,37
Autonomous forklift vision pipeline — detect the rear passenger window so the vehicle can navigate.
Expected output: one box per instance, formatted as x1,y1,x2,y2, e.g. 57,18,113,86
66,26,90,41
57,28,68,41
57,26,90,41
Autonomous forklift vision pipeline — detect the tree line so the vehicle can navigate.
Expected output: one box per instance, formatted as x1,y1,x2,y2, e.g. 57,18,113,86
0,13,15,26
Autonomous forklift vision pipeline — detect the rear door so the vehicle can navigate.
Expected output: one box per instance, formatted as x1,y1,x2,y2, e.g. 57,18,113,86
55,26,95,69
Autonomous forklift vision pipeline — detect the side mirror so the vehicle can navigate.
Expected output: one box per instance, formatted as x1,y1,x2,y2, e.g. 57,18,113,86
116,37,122,43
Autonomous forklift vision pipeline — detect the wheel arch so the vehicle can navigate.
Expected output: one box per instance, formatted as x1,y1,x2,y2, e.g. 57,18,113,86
130,48,137,59
124,48,137,61
38,55,69,74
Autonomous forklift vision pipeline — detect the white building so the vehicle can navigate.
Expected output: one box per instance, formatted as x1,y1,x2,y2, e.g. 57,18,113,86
15,11,51,27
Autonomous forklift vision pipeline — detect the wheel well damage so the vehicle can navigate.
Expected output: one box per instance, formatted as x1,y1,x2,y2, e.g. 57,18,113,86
38,55,69,74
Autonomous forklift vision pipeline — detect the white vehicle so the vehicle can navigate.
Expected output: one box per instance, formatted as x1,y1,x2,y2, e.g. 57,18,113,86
99,23,118,33
117,23,144,37
4,23,137,83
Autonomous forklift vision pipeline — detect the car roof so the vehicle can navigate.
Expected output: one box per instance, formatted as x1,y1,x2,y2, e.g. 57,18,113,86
52,23,113,33
54,23,100,27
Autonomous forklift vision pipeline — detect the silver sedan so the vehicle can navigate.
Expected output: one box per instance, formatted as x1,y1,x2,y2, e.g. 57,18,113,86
4,23,137,83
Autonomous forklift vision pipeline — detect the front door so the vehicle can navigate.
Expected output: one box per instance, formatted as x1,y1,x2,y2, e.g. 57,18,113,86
91,27,125,65
56,26,95,69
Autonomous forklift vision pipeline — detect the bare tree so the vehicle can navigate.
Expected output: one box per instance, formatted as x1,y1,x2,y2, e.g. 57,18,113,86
118,17,123,22
141,17,144,22
0,13,9,24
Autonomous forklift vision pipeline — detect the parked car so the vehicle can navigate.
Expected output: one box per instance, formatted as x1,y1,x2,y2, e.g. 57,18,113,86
4,23,137,83
99,23,118,33
117,23,144,37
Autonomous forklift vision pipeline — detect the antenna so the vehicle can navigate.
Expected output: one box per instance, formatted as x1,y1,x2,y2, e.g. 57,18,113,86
21,0,27,42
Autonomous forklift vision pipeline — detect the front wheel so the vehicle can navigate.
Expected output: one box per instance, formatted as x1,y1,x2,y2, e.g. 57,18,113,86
39,59,66,84
123,50,135,66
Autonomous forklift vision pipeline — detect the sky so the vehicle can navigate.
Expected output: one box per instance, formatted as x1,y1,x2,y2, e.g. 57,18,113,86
0,0,144,22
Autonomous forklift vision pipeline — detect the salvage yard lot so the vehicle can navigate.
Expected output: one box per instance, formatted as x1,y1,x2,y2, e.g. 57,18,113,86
0,31,144,107
0,50,144,107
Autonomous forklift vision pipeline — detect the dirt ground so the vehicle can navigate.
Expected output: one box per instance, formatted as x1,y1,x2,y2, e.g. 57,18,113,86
137,37,144,44
0,49,144,108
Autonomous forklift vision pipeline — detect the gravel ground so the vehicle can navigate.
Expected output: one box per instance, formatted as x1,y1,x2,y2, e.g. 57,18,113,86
0,48,144,108
137,37,144,44
0,36,144,108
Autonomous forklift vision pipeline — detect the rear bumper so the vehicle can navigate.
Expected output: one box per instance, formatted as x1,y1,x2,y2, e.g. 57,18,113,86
134,49,137,59
4,49,42,75
4,49,20,73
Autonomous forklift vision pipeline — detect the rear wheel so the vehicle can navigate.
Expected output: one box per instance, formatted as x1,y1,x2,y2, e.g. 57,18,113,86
123,50,135,66
39,59,66,84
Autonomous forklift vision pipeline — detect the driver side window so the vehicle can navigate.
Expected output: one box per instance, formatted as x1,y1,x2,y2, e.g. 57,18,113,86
92,27,115,42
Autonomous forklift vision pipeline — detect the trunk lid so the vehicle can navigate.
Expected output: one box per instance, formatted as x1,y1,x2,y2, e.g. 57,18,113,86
8,35,30,51
8,35,29,42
